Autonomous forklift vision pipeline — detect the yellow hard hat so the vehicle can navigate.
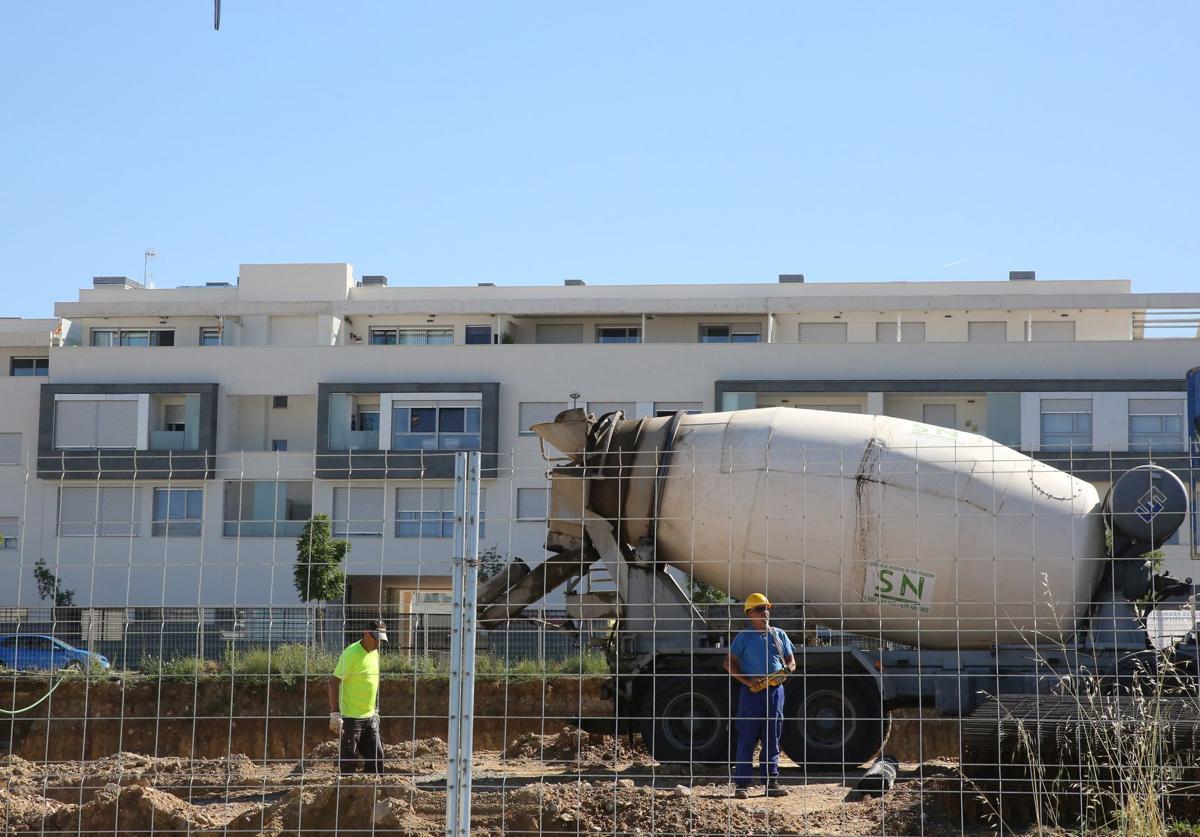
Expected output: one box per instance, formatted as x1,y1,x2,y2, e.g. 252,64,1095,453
743,593,771,612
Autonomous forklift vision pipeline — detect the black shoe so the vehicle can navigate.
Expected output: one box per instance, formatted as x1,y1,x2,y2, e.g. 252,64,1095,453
734,787,749,799
765,779,790,797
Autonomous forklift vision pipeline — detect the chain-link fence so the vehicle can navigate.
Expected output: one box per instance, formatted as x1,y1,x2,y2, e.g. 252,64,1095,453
1,424,1198,835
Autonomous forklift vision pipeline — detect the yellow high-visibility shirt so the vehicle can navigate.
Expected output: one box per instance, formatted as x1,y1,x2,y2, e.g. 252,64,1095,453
333,640,379,719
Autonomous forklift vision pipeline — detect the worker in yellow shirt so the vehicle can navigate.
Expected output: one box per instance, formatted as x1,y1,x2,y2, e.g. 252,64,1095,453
328,618,387,774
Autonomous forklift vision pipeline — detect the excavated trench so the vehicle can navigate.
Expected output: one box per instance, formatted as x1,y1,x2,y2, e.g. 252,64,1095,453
0,678,976,835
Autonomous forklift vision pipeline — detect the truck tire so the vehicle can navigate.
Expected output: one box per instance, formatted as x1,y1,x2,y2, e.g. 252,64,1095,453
781,673,887,767
638,675,732,764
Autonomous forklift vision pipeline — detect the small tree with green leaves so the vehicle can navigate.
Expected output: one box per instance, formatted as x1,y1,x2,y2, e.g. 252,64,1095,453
687,576,729,604
33,558,74,607
477,546,507,582
294,515,349,644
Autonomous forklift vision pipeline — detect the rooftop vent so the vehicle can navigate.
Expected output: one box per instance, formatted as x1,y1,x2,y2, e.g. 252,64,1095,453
778,274,806,283
477,282,496,287
92,276,144,290
1009,270,1036,281
360,275,388,287
564,279,586,286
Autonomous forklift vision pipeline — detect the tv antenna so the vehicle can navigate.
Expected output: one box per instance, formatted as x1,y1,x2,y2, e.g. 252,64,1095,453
144,249,158,289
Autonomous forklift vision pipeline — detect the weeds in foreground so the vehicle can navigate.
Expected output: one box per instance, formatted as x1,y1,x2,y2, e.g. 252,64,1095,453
975,572,1200,836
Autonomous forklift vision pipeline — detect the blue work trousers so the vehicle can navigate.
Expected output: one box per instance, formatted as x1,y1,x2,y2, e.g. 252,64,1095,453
734,683,785,787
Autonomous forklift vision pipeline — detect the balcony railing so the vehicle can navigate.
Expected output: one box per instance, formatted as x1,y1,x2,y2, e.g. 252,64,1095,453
341,430,380,451
149,430,188,450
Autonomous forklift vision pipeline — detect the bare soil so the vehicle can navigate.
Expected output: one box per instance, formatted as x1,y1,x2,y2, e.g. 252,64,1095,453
0,732,1038,836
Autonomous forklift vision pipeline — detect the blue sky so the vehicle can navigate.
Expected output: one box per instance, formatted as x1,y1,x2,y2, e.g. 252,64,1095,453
1,3,1196,316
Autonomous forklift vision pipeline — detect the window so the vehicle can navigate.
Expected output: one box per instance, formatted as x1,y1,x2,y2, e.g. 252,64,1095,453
720,392,757,411
54,399,138,448
1129,399,1185,452
0,434,20,465
922,404,957,429
519,402,565,435
516,488,549,521
968,321,1007,343
199,327,222,346
58,487,141,537
9,357,48,376
1040,398,1093,451
163,405,186,433
0,517,16,550
875,322,926,343
368,327,453,345
272,440,288,452
332,487,385,537
152,488,203,536
272,396,289,409
391,405,480,450
1030,321,1075,342
797,404,862,414
223,481,312,537
588,402,635,418
699,324,761,343
798,323,848,343
90,329,174,347
395,488,486,538
535,324,583,344
596,326,641,344
654,402,702,417
465,325,493,345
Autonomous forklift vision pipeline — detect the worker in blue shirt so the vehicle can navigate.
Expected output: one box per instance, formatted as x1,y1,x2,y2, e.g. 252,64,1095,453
724,592,796,798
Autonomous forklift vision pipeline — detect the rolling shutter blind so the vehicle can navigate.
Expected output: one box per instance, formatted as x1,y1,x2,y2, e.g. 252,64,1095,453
56,402,98,448
96,401,138,447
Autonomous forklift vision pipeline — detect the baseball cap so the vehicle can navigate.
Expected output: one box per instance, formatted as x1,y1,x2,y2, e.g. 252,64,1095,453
366,619,389,643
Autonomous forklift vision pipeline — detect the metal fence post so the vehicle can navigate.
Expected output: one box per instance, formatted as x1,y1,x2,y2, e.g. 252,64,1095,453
445,451,481,837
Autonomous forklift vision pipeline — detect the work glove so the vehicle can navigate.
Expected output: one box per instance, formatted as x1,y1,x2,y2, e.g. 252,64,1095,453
329,712,342,735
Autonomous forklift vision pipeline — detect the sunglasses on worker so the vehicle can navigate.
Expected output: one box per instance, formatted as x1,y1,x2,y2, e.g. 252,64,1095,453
749,605,770,613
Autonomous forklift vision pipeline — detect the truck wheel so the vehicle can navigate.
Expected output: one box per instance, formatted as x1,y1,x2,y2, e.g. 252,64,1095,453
639,675,731,765
781,674,887,767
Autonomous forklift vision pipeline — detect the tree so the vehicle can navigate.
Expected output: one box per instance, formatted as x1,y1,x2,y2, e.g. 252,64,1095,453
477,546,507,582
687,576,729,604
294,515,349,604
33,558,75,607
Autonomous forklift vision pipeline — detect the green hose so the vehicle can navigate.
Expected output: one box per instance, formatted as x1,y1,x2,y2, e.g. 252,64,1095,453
0,675,68,715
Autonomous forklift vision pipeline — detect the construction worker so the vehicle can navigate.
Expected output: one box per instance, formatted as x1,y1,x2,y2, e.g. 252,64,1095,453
724,593,796,799
328,618,387,774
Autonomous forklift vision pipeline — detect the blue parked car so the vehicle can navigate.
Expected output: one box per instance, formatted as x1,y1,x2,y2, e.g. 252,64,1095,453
0,634,110,671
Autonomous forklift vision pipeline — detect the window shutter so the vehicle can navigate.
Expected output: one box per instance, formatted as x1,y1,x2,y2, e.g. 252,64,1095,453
98,487,140,536
0,434,20,465
55,401,98,448
96,401,139,447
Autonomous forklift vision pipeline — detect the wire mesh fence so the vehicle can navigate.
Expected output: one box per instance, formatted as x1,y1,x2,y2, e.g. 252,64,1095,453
0,415,1197,835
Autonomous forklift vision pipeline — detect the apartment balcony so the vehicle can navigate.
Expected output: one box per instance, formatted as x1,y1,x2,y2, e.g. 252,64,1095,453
317,383,500,480
37,384,219,481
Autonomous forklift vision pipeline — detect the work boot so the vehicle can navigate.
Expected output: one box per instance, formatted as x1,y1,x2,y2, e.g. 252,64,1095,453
765,779,790,797
734,787,749,799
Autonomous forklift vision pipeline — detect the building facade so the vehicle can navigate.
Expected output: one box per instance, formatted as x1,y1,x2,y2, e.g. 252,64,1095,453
1,264,1196,627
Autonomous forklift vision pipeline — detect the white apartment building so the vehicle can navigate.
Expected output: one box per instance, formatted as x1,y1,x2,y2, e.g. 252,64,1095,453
0,264,1196,625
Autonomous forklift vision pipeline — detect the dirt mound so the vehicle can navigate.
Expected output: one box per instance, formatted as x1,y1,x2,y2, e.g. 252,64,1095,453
43,782,222,835
0,786,68,833
228,776,440,836
504,779,810,835
504,726,647,764
306,736,448,762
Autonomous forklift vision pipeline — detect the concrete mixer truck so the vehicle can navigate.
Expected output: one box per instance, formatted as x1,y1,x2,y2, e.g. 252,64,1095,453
478,384,1198,767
